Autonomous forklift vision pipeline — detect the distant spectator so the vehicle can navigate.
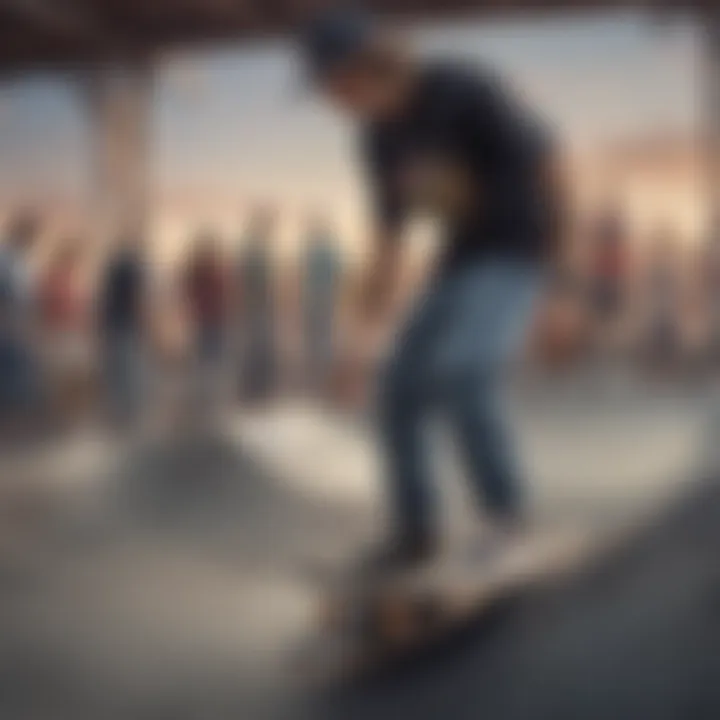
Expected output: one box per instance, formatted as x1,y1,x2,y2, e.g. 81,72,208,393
644,226,682,367
183,230,230,413
40,239,86,335
39,239,89,423
0,210,42,419
301,215,342,393
237,208,278,402
185,232,229,365
98,234,147,427
588,204,630,328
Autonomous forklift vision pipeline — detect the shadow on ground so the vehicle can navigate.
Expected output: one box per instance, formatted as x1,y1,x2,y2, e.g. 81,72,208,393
0,422,717,720
322,475,720,720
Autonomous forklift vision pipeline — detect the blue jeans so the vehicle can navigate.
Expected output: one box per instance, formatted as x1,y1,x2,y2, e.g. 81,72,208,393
379,260,541,540
305,305,335,387
103,330,144,424
197,323,224,366
0,332,39,416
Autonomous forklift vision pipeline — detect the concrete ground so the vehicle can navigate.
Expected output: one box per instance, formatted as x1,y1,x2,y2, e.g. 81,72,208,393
0,377,715,719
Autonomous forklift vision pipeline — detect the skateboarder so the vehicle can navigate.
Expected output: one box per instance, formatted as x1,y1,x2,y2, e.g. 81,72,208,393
301,9,561,571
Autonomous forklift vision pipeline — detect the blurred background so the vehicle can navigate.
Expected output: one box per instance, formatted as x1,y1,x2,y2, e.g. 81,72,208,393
0,2,719,719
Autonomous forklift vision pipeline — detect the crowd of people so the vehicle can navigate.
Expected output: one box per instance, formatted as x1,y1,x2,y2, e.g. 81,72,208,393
0,200,719,438
570,204,720,372
0,206,345,436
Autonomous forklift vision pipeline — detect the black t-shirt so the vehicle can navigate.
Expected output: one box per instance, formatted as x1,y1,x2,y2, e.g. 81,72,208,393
362,62,556,273
100,252,144,334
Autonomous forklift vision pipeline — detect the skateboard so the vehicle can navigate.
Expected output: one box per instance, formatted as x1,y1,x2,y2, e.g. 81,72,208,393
298,526,593,684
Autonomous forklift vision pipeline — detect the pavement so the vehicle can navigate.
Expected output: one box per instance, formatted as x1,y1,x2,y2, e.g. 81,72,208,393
329,474,720,720
0,378,715,719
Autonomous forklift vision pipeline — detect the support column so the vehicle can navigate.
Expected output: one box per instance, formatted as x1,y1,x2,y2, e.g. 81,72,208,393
705,7,720,235
81,59,155,252
704,8,720,475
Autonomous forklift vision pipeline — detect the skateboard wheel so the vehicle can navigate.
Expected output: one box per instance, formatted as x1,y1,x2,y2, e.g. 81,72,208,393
371,595,423,648
318,594,348,630
415,594,446,631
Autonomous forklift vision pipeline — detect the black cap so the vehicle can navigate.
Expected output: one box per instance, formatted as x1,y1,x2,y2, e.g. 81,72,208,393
301,6,375,82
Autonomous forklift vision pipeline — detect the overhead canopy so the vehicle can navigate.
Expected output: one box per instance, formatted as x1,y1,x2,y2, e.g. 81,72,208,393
0,0,703,72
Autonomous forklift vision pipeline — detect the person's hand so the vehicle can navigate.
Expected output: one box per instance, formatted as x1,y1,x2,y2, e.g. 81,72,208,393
398,157,476,218
330,351,368,411
331,323,383,411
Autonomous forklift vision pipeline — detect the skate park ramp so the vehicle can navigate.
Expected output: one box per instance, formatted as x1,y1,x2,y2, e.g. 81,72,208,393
323,473,720,720
0,387,715,719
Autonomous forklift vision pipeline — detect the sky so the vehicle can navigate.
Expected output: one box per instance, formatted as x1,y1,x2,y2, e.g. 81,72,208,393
0,9,704,256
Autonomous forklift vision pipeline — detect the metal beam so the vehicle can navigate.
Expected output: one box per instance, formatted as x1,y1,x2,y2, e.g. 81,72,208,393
0,0,97,38
0,0,712,73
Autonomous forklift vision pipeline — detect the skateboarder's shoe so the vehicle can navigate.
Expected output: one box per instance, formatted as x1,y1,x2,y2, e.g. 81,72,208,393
359,534,440,580
466,518,530,566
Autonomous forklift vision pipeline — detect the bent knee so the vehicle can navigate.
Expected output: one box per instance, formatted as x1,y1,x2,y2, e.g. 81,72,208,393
378,357,424,413
441,364,503,409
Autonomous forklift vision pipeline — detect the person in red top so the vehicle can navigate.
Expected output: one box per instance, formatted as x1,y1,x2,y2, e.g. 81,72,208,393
184,231,230,411
40,241,85,336
589,204,630,325
38,239,89,423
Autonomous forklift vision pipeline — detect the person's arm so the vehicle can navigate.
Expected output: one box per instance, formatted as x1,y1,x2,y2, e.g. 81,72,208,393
331,134,406,406
354,229,403,328
352,129,407,337
542,153,573,283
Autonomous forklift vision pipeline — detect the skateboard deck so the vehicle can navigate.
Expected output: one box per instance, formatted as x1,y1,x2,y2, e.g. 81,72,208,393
298,526,594,684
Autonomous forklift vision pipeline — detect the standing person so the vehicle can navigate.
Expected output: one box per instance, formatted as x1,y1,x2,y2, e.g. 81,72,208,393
302,214,342,395
643,226,682,371
183,230,231,412
38,239,89,425
300,9,560,569
98,234,148,428
237,208,278,403
0,211,42,421
587,203,630,348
